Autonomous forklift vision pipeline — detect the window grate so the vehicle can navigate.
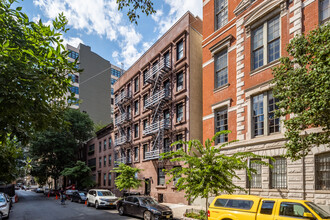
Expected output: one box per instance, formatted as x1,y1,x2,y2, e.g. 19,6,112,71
316,153,330,190
248,160,262,188
270,157,287,189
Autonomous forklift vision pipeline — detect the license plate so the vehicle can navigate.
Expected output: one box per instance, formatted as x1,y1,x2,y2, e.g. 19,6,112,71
166,215,170,218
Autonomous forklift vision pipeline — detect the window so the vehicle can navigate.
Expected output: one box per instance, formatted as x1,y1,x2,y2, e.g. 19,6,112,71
143,69,148,85
111,88,114,95
88,158,96,171
104,140,107,150
176,103,183,122
134,147,139,161
320,0,330,23
164,51,170,67
104,156,106,166
108,154,112,166
111,98,114,105
164,138,170,153
69,74,79,83
69,86,79,94
134,77,139,92
68,50,79,59
108,173,111,186
247,159,262,188
111,68,121,78
109,138,112,149
177,40,184,60
279,202,310,218
143,94,148,109
252,91,280,137
215,0,228,30
88,144,95,155
158,168,165,186
127,149,131,163
164,80,170,97
176,71,183,91
134,100,139,115
99,157,102,168
143,144,148,159
260,201,275,215
252,16,280,70
215,108,228,144
127,127,131,141
164,109,170,125
134,123,139,138
315,153,330,190
213,199,254,210
99,142,101,152
103,173,106,186
143,119,148,131
176,134,183,150
111,78,117,85
215,49,228,88
270,157,287,189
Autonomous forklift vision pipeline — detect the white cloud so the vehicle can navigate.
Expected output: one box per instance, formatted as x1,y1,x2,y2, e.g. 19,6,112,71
155,0,202,36
62,36,84,48
151,9,163,22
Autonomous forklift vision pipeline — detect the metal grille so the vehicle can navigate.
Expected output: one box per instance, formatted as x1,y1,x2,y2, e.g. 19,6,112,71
316,153,330,190
248,160,262,188
270,157,287,189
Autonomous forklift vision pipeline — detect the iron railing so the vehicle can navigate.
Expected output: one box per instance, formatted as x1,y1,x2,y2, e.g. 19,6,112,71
144,89,171,109
145,57,171,83
114,135,131,147
115,91,132,105
143,119,171,136
114,113,131,126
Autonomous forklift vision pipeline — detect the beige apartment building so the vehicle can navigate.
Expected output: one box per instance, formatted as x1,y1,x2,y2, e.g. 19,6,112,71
113,12,203,204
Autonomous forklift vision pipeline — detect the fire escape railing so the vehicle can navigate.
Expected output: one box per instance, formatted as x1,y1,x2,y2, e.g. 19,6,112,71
143,119,171,136
144,89,171,109
115,91,132,106
114,135,131,147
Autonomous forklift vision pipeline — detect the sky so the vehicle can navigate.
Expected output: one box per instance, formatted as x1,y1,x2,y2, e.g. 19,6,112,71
14,0,203,70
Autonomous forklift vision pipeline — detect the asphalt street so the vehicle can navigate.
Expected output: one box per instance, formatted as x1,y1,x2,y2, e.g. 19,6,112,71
10,190,138,220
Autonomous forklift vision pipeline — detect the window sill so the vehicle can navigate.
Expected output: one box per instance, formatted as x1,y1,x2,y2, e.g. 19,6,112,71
250,60,280,76
174,88,187,97
133,159,139,163
175,120,185,126
313,190,330,194
155,185,167,189
175,57,186,66
214,83,230,93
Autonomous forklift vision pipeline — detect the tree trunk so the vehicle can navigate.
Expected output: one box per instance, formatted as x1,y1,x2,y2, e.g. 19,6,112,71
205,195,208,220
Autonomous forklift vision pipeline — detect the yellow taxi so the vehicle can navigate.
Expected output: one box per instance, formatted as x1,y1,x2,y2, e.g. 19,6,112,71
208,194,330,220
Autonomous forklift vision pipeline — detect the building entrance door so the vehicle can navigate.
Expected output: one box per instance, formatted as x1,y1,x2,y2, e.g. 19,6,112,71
145,179,151,195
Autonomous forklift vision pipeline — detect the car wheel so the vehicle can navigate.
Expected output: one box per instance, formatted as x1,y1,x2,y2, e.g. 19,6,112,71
95,201,99,209
144,211,153,220
78,199,82,203
118,206,125,216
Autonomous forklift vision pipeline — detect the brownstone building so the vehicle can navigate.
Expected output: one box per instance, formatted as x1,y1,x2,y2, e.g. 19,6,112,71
85,124,118,193
113,12,203,204
202,0,330,209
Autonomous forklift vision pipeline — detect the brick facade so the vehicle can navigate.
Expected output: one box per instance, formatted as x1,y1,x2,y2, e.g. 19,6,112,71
202,0,330,207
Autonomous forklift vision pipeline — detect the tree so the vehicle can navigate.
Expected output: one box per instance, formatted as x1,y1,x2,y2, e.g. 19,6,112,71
61,161,94,189
272,24,330,160
117,0,156,24
0,136,23,184
0,0,78,144
111,163,143,192
30,109,94,189
161,131,271,218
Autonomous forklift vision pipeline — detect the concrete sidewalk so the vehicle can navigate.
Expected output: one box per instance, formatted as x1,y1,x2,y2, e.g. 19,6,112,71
162,203,203,219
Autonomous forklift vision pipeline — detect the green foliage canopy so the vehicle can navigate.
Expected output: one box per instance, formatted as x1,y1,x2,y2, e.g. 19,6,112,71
61,161,94,189
0,0,79,144
272,24,330,160
111,162,143,192
161,131,271,217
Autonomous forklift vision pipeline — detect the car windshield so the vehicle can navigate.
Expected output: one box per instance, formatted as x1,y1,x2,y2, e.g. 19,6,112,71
97,191,113,196
141,197,159,206
0,195,5,203
306,202,330,219
79,193,86,196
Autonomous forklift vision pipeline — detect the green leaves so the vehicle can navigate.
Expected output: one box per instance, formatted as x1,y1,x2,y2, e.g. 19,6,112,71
116,0,156,24
111,162,143,191
272,23,330,160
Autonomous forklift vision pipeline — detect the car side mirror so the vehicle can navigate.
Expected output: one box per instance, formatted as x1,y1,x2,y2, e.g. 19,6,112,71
303,212,314,219
135,202,140,206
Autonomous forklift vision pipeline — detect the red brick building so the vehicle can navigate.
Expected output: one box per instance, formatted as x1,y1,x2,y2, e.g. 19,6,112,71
113,12,203,204
202,0,330,208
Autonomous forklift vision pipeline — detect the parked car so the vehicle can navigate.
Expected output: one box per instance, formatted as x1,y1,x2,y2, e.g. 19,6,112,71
35,188,44,193
43,187,49,196
117,196,173,220
87,189,118,209
65,190,78,200
70,191,87,203
3,194,12,211
208,194,330,220
0,193,10,219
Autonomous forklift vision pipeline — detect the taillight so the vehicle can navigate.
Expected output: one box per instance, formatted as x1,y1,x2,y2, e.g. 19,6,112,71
208,210,210,217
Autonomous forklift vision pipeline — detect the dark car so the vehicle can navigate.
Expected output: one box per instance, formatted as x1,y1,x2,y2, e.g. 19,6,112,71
117,196,173,220
65,190,78,200
70,191,87,203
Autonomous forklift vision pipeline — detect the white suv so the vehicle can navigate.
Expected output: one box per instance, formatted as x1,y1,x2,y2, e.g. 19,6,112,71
87,189,118,209
0,193,10,219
